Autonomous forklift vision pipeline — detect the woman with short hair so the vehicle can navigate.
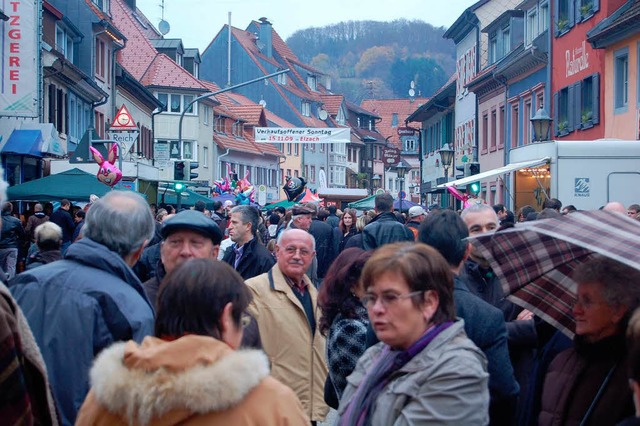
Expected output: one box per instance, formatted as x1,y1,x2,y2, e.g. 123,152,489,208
336,242,489,425
76,258,308,426
538,255,640,425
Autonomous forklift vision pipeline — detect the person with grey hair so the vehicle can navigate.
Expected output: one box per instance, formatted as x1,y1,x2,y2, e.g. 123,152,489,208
10,191,155,426
25,222,63,270
222,205,275,280
245,229,329,423
25,203,48,243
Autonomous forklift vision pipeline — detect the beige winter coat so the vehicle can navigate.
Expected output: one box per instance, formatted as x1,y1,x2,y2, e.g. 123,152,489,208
245,264,329,422
75,335,309,426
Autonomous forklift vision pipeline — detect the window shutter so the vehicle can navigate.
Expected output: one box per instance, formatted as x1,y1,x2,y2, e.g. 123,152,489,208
569,0,576,28
592,73,600,124
554,0,560,36
574,81,582,129
567,84,575,131
593,0,600,13
553,91,559,135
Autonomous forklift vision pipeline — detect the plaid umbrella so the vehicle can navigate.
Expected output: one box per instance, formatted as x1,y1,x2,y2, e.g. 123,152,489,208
470,210,640,338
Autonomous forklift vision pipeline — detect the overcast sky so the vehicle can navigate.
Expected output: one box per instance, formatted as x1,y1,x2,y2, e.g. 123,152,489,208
135,0,476,51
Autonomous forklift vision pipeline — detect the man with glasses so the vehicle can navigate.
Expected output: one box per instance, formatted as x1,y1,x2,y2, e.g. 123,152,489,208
245,228,329,424
143,209,262,349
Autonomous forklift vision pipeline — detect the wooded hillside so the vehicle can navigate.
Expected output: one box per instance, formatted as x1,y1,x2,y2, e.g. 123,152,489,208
286,19,456,103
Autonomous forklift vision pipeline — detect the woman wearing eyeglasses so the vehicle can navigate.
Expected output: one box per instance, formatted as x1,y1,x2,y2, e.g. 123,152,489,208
336,242,489,426
538,256,640,426
75,258,308,426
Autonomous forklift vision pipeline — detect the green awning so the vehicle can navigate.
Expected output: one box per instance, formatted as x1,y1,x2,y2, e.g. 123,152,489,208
7,168,111,202
159,188,214,208
347,194,376,210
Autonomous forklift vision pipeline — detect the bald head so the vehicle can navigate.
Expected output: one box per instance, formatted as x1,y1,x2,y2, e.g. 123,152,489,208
603,202,626,214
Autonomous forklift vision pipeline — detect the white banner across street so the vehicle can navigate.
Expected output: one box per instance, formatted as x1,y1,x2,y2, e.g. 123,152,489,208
254,127,349,144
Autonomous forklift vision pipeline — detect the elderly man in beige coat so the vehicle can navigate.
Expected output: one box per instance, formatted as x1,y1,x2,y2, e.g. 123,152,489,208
245,228,329,423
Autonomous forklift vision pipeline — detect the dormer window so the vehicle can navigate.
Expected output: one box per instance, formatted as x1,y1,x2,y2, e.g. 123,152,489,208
176,52,183,66
392,113,398,127
278,72,287,85
307,75,317,91
302,101,311,117
369,119,374,131
92,0,109,13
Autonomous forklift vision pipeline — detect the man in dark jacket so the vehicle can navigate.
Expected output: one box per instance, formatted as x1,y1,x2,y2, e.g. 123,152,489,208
25,203,48,243
10,191,155,426
49,199,75,253
325,205,340,228
419,209,519,425
461,203,537,422
223,205,275,280
361,193,413,250
0,202,26,279
308,204,337,287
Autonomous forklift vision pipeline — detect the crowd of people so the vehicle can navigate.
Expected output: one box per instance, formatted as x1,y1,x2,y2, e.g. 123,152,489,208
1,175,640,425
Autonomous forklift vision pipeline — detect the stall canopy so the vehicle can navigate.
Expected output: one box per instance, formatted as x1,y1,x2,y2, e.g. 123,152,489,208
7,168,111,201
348,195,422,212
436,157,551,188
160,188,214,208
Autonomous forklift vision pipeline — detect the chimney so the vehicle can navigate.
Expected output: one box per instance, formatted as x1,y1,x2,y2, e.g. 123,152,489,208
258,17,272,58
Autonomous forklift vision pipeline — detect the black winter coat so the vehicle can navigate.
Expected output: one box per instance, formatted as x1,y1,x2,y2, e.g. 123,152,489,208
222,237,275,280
539,334,634,426
361,212,414,250
0,212,25,249
309,219,337,279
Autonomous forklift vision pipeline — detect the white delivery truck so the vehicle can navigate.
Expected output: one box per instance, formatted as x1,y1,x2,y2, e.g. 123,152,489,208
508,139,640,210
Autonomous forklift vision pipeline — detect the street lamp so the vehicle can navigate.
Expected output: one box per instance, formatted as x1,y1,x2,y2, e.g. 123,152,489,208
438,145,455,180
530,107,553,142
396,159,409,214
372,174,381,192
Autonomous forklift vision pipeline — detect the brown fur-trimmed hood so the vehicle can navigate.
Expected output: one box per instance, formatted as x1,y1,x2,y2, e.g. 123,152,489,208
88,335,270,425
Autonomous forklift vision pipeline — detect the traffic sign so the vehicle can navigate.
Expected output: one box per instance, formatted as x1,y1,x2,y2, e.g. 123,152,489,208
382,148,401,166
107,130,139,155
399,190,406,200
397,126,416,136
110,104,138,130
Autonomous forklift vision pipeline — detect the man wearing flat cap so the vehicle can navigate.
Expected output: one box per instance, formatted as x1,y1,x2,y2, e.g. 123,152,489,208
143,209,223,307
143,209,262,349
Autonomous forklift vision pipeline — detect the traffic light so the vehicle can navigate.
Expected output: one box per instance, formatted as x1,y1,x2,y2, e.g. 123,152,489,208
174,182,185,194
464,162,480,177
188,161,199,180
174,161,185,180
455,165,465,180
467,181,481,196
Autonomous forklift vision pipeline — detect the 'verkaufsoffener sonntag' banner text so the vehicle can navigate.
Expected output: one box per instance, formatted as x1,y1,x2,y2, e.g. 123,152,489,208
254,127,350,144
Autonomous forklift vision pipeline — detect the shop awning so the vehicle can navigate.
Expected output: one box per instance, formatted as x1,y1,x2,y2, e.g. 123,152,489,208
1,130,44,157
436,157,551,188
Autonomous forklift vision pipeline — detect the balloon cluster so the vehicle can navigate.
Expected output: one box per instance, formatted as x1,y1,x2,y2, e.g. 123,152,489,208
213,164,255,205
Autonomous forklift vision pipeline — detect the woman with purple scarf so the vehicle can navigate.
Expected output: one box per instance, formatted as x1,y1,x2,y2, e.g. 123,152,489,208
336,242,490,425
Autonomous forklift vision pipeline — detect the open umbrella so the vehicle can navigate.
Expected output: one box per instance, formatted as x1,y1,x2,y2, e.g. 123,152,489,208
470,210,640,338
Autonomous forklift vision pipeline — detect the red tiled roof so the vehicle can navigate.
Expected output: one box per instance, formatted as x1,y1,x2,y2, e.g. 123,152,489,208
141,54,207,90
112,0,208,91
268,25,298,60
265,110,295,128
361,98,430,148
213,132,262,154
320,95,344,115
228,105,264,126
